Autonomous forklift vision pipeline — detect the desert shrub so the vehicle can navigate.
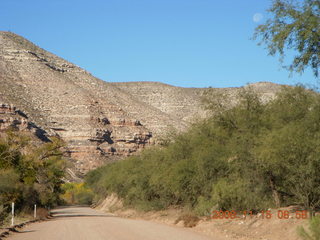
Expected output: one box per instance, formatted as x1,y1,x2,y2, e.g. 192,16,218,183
36,208,49,219
0,169,21,204
194,196,217,216
298,216,320,240
0,205,8,226
211,177,272,211
86,86,320,215
76,191,94,205
61,183,94,205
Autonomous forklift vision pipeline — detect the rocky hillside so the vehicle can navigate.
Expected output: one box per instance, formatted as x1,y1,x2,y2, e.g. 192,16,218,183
0,103,49,141
0,31,283,174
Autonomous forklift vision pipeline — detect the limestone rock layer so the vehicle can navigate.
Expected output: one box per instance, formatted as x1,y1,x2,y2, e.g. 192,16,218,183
0,31,282,174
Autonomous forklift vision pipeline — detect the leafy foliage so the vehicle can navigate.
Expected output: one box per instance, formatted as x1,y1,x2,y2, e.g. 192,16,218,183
0,131,66,225
86,86,320,215
253,0,320,77
61,183,94,205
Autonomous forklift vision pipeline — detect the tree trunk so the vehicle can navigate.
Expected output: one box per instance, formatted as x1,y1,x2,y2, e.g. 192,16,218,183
269,175,281,208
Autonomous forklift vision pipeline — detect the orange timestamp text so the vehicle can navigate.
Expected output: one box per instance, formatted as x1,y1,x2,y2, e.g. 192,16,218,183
211,210,308,220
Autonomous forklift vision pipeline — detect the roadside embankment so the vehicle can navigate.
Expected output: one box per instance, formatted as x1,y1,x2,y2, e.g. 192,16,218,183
0,208,50,240
96,195,311,240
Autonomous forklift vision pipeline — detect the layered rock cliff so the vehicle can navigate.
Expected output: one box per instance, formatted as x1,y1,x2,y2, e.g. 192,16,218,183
0,103,50,141
0,31,283,174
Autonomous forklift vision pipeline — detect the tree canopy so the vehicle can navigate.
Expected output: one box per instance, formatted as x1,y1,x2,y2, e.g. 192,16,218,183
254,0,320,77
0,131,66,225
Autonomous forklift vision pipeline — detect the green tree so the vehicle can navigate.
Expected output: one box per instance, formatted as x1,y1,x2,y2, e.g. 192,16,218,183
0,130,66,225
61,183,94,205
253,0,320,77
0,169,20,205
85,85,320,217
257,87,320,214
31,137,66,206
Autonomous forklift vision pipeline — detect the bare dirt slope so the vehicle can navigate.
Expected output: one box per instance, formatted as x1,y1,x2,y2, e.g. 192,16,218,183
111,81,282,123
7,207,216,240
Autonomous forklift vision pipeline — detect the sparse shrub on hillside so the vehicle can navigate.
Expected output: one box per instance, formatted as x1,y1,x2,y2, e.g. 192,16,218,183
85,86,320,215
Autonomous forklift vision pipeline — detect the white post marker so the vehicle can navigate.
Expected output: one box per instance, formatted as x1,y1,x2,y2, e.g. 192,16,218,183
11,202,14,226
34,204,37,219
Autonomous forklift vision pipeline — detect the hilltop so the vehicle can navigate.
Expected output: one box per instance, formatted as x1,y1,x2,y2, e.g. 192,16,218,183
0,31,282,175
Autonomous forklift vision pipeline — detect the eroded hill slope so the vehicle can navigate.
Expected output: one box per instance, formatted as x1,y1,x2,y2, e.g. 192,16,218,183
0,31,282,174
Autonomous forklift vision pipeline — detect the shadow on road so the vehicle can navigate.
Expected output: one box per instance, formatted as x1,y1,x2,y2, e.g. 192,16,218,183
50,206,115,219
52,214,113,218
16,230,36,233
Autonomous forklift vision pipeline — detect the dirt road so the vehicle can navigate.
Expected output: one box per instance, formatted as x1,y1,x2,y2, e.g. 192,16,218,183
8,206,216,240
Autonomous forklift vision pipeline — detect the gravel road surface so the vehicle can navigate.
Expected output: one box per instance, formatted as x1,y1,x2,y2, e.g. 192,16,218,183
8,206,215,240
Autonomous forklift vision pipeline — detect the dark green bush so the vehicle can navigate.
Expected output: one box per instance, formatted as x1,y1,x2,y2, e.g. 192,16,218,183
86,86,320,215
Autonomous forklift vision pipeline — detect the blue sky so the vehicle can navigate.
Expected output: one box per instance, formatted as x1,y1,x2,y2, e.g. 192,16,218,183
0,0,318,88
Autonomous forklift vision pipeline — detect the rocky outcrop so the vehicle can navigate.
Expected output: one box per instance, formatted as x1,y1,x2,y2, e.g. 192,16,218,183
0,103,28,131
0,32,159,174
0,31,283,174
0,103,50,142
